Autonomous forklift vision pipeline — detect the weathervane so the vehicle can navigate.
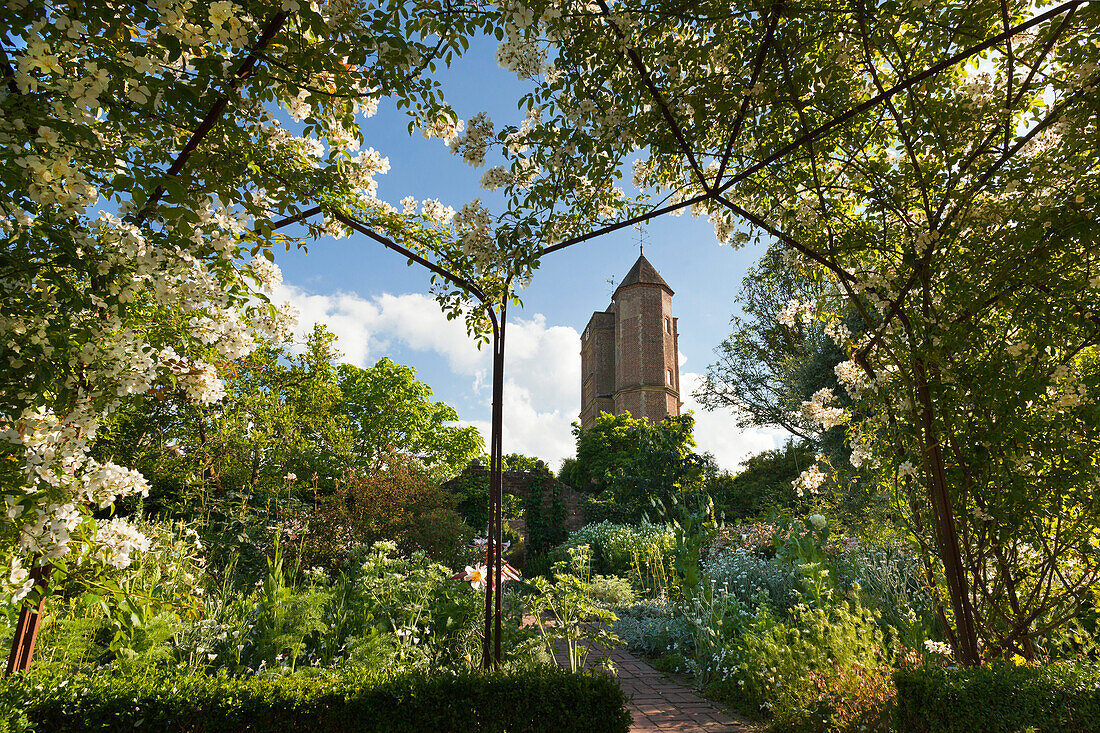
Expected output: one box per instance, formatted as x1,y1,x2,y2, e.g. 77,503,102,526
633,223,650,256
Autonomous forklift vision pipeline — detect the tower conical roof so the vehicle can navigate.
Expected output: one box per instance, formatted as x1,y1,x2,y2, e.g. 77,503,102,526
614,254,673,297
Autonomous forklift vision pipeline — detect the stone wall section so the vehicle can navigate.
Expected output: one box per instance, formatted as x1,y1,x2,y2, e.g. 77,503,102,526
442,466,587,536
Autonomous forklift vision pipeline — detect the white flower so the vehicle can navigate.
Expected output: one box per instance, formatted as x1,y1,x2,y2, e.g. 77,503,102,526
9,558,29,587
792,465,827,497
834,360,870,398
421,199,456,225
924,640,952,656
807,514,827,531
480,166,512,191
897,461,918,478
94,518,152,569
465,564,486,591
250,258,283,292
449,112,493,167
972,507,994,522
801,388,847,430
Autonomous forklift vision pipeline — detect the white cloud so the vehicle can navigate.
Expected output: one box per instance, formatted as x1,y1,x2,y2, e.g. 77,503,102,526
279,285,481,373
278,284,580,466
277,284,781,472
680,372,787,471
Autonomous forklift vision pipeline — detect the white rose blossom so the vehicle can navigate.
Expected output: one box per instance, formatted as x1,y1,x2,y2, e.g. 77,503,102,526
801,388,847,430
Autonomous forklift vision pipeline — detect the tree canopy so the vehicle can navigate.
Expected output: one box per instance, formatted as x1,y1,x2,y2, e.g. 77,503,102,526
570,411,706,521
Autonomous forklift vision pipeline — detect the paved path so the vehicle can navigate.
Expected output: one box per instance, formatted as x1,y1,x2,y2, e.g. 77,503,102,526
611,647,756,726
550,640,752,732
603,647,754,732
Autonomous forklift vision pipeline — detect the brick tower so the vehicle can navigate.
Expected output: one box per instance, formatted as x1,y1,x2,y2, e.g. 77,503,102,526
579,254,681,429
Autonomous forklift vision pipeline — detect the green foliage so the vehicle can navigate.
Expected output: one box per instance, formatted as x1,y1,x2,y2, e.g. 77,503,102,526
706,598,892,726
702,547,801,616
525,551,624,674
98,327,483,523
337,358,484,482
708,441,813,520
571,412,706,520
97,326,352,517
23,520,207,673
895,662,1100,733
303,454,474,571
612,599,693,659
242,540,328,672
502,453,540,472
835,543,940,650
773,515,836,607
1,666,632,733
557,457,582,490
524,462,567,558
449,469,490,533
655,490,720,600
697,245,855,456
586,575,636,607
557,521,676,595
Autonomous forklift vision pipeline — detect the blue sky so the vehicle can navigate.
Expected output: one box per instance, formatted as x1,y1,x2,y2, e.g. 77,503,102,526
275,36,787,470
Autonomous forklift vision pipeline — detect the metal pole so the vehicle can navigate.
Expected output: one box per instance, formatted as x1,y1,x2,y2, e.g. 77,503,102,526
5,563,51,675
492,299,508,665
481,314,500,670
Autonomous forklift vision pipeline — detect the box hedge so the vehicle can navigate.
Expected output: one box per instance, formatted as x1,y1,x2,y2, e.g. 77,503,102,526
895,661,1100,732
1,665,632,733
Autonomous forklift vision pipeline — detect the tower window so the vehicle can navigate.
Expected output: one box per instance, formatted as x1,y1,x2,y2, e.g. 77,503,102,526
667,368,673,385
665,317,671,334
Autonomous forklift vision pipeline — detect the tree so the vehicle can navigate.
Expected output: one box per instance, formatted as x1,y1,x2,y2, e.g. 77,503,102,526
99,324,485,513
0,0,496,668
707,441,813,521
572,411,705,520
95,324,353,514
337,357,483,482
457,0,1100,664
304,451,473,571
502,453,541,472
697,244,856,454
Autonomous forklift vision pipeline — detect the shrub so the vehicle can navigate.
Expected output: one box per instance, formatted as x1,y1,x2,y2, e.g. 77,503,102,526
895,661,1100,733
772,659,896,733
526,464,567,557
705,596,891,725
171,541,492,675
304,455,473,569
706,442,811,520
1,665,632,733
835,542,938,644
612,599,694,658
587,575,636,606
558,521,675,587
702,547,801,614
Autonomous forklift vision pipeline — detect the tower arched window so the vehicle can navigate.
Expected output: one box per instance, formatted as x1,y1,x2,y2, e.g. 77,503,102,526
667,368,673,385
665,317,671,334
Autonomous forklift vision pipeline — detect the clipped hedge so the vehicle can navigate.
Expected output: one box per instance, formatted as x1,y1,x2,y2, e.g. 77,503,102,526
2,665,632,733
895,661,1100,733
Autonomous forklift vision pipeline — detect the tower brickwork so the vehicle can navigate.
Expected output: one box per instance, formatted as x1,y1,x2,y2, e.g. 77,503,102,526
579,255,681,430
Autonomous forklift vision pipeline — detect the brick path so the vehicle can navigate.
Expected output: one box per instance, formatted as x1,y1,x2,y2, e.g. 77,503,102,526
547,638,752,731
603,647,753,732
527,614,753,731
